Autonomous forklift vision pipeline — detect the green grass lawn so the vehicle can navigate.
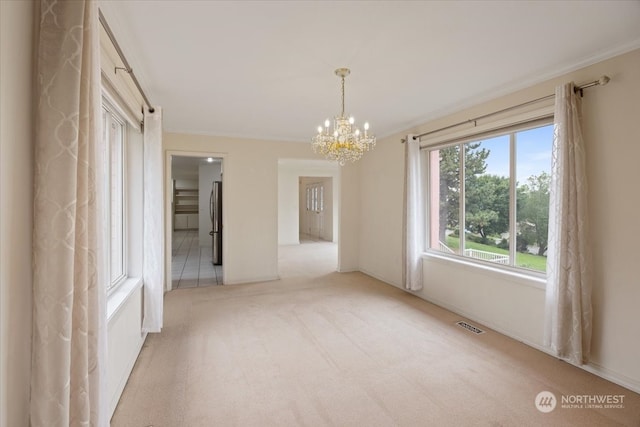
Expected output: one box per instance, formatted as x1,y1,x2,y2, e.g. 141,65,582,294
444,235,547,272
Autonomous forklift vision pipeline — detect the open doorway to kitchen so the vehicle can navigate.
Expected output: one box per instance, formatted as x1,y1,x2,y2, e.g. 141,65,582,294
167,153,224,290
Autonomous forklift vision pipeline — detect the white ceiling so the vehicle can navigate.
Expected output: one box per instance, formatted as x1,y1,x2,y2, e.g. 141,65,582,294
99,1,640,143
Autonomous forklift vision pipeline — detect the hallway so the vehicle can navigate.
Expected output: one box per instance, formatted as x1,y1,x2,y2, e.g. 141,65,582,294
277,234,338,278
172,229,223,288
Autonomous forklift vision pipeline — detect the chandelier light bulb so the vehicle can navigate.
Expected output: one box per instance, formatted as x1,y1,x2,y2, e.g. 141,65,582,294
355,129,360,136
364,122,369,130
324,119,330,128
317,126,323,134
349,116,355,125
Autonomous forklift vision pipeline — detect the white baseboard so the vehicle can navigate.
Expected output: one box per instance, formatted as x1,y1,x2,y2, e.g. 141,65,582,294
337,267,359,273
358,268,402,289
582,362,640,395
412,292,548,352
223,275,279,285
360,270,640,396
414,293,640,395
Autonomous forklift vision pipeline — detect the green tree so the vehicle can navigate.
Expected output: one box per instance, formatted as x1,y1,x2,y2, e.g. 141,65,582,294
466,210,499,241
465,174,510,241
517,172,550,256
437,144,489,242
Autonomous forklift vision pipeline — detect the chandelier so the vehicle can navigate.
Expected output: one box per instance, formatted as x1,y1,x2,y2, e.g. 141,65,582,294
312,68,375,165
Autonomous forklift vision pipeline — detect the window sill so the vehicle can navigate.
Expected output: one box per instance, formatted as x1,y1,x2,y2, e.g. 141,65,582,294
107,277,143,323
421,251,546,290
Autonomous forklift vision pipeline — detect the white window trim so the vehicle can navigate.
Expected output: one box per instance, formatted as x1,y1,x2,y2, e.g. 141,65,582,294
101,76,142,132
103,98,129,294
106,277,143,322
421,102,554,280
418,102,554,149
421,251,546,290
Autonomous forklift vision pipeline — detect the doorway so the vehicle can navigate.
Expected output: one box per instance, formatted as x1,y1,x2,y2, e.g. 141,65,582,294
277,159,339,278
166,153,225,290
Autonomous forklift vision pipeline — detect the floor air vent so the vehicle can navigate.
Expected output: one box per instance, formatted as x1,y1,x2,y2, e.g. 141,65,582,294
456,321,485,334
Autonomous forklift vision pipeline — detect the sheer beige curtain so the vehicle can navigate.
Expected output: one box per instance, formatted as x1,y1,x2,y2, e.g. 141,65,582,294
31,0,107,425
403,134,424,291
142,106,164,332
544,83,593,365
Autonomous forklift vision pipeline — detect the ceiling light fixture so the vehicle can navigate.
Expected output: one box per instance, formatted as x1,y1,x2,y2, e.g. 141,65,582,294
312,68,375,165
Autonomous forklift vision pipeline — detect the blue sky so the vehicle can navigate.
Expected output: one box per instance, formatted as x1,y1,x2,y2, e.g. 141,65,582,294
474,125,553,184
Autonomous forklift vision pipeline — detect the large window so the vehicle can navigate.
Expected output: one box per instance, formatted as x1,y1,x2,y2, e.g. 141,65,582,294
102,104,127,289
426,120,553,273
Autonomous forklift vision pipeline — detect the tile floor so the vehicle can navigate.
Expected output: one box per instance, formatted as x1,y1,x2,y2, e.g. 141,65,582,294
172,229,223,288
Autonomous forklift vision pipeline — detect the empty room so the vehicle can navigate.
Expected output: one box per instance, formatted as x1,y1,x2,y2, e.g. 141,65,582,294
2,1,640,426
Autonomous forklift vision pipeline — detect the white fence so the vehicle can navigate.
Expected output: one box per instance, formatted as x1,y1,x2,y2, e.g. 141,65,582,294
439,241,510,265
463,248,509,264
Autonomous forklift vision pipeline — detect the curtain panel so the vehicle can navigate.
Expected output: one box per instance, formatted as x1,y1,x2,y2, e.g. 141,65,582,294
403,134,424,291
142,107,165,332
544,83,593,365
31,0,108,425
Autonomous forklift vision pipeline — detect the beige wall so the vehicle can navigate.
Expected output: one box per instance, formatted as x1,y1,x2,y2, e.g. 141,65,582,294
581,50,640,389
338,163,361,272
163,133,360,284
107,284,145,417
0,2,34,426
358,49,640,392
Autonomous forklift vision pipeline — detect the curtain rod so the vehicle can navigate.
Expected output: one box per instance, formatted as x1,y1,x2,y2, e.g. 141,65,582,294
98,9,154,113
401,76,610,143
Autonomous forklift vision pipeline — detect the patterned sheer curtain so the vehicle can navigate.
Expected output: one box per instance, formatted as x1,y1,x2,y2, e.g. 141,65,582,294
403,135,424,291
142,106,165,332
544,83,593,365
31,0,107,425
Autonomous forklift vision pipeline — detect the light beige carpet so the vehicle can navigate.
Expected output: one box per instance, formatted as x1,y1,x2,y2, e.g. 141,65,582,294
112,242,639,426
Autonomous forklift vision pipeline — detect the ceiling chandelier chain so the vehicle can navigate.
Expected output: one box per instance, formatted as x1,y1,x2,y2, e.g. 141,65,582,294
340,73,345,117
311,68,376,166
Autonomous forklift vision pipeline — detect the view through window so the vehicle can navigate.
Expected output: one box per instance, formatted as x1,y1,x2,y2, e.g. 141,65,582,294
427,122,553,273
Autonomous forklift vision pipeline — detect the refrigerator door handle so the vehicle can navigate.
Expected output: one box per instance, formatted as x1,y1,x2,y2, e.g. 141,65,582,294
211,181,222,265
209,190,214,223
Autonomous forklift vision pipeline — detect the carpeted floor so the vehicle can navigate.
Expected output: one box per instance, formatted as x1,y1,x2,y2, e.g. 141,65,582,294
111,242,640,426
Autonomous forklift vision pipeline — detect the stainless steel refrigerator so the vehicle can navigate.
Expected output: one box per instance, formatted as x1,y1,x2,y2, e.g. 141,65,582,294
209,181,222,265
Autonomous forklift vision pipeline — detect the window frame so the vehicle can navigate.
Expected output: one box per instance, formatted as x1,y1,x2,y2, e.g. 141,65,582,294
102,99,128,292
305,182,325,213
422,114,554,278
